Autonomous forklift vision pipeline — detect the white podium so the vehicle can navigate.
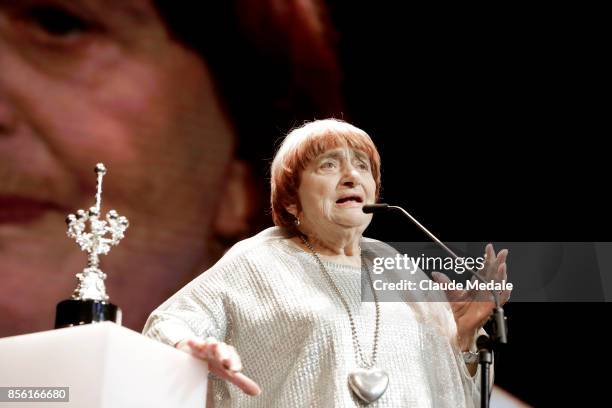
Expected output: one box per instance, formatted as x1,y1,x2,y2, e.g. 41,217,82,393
0,322,207,407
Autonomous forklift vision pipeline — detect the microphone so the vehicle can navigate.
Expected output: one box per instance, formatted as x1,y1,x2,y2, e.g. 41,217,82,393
363,203,507,344
362,203,389,213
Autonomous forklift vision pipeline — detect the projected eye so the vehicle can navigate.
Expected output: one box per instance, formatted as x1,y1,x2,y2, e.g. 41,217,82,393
15,4,97,47
25,6,91,37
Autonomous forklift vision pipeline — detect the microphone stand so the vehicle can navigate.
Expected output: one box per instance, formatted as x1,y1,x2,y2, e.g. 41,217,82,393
363,204,507,408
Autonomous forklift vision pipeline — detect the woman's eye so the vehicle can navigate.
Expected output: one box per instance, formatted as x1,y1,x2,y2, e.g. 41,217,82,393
321,161,336,169
25,6,91,38
357,161,369,170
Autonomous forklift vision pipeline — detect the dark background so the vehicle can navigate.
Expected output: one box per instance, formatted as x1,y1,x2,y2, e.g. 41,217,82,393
328,2,609,406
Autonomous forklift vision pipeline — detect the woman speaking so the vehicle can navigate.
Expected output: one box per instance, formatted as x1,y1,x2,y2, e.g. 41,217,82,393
143,119,510,407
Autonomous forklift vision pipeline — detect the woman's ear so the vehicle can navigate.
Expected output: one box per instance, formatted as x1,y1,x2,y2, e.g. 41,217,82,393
213,160,257,239
285,203,298,219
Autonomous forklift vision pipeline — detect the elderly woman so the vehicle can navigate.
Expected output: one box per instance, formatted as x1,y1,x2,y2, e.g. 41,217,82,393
143,119,510,407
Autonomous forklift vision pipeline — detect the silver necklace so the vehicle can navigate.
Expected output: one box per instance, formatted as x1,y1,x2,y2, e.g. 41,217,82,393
300,235,389,404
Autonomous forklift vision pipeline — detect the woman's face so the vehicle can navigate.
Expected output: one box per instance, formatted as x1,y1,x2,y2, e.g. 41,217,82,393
0,0,240,335
294,146,376,236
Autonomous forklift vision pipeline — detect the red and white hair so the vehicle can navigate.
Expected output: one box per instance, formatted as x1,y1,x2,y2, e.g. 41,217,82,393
270,119,381,230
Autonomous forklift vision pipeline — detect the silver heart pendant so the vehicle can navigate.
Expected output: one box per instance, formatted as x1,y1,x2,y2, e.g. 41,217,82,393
348,367,389,404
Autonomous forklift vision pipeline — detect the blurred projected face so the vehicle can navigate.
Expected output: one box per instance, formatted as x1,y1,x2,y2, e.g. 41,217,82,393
0,0,239,335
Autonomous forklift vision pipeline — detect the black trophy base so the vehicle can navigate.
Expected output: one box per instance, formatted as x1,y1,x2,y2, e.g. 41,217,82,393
55,299,121,329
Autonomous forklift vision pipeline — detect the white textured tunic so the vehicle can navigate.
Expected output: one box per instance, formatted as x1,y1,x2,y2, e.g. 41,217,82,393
142,227,483,407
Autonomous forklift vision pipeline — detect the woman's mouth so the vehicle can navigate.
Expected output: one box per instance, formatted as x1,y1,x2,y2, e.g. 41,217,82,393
335,195,363,207
0,195,65,225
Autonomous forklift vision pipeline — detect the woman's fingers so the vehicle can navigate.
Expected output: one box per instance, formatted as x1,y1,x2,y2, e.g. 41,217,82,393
481,244,494,278
485,244,495,265
181,338,255,395
215,369,261,396
185,338,212,358
431,271,467,302
187,338,235,368
203,341,258,395
497,249,508,268
482,244,509,280
431,271,451,284
185,338,207,355
497,263,512,304
214,343,242,372
499,262,507,280
500,288,512,304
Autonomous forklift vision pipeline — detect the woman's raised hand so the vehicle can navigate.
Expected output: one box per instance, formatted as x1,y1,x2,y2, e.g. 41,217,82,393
176,337,261,396
432,243,511,350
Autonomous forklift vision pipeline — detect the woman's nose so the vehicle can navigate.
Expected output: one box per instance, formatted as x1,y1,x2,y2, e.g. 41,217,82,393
340,165,359,186
342,179,355,187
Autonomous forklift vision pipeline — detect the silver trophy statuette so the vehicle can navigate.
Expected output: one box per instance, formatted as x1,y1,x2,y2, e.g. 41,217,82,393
55,163,128,328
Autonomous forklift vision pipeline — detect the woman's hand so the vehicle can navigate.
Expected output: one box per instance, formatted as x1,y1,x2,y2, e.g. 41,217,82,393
431,243,511,351
176,337,261,396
